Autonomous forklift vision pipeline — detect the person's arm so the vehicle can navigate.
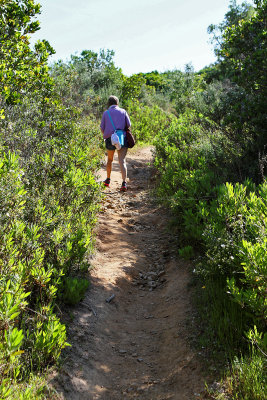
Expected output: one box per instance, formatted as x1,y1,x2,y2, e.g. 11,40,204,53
125,112,131,129
100,112,105,135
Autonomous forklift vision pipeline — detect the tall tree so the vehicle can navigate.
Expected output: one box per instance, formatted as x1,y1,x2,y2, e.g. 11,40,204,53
0,0,55,107
209,0,267,180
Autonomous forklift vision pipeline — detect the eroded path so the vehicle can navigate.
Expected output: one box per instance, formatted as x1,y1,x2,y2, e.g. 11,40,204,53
51,147,206,399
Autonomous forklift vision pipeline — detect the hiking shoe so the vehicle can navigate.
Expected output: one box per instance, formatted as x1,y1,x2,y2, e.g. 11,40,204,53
103,178,110,187
120,181,127,192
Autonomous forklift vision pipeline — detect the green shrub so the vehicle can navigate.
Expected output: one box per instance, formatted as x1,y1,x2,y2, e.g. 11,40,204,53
226,352,266,400
178,245,194,260
29,313,70,367
127,101,175,143
154,110,223,243
193,181,266,350
62,277,90,305
0,374,51,400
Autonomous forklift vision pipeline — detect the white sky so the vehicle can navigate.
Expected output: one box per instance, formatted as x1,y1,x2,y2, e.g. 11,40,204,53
32,0,249,75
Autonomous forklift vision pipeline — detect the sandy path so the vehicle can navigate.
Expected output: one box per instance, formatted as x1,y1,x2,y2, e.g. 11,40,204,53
51,147,206,399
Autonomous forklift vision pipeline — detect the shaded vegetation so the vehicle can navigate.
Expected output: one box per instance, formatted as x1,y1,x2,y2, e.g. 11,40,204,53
0,1,101,397
152,1,266,398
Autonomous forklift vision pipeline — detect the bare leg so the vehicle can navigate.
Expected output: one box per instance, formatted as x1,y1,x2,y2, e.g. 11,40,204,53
118,147,128,181
106,150,115,179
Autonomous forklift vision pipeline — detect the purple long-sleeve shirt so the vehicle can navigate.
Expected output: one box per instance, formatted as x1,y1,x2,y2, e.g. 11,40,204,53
100,105,131,139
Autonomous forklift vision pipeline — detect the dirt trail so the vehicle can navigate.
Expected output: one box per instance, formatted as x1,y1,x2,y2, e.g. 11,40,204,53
51,147,207,400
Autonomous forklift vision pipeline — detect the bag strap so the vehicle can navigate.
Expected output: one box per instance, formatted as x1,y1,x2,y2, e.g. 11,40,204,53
107,110,116,131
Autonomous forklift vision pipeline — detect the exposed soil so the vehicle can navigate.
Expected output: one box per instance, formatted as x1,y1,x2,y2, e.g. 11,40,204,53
51,147,207,400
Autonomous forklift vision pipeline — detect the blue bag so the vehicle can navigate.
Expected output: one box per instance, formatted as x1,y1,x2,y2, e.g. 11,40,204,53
107,110,125,147
115,129,125,146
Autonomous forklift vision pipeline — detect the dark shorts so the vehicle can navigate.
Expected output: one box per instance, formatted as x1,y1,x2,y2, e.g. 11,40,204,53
105,137,128,151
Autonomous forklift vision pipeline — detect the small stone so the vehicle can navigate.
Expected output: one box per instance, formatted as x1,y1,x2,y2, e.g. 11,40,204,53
147,271,157,277
119,349,127,354
122,212,132,217
137,358,143,362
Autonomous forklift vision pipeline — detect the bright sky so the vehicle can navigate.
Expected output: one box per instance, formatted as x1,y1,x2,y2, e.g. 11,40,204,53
32,0,248,75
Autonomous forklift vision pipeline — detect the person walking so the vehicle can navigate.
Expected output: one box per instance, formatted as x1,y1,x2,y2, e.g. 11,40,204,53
100,95,131,192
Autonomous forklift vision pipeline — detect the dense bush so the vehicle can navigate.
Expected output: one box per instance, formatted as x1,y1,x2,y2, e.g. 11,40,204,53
207,0,267,182
154,108,266,400
153,2,266,397
127,101,176,143
0,102,101,393
51,49,124,117
154,110,233,241
0,1,102,396
196,181,266,345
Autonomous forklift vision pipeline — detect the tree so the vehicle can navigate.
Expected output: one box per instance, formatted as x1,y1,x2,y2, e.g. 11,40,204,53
0,0,55,106
51,49,124,115
120,73,146,105
208,0,255,59
208,0,267,180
